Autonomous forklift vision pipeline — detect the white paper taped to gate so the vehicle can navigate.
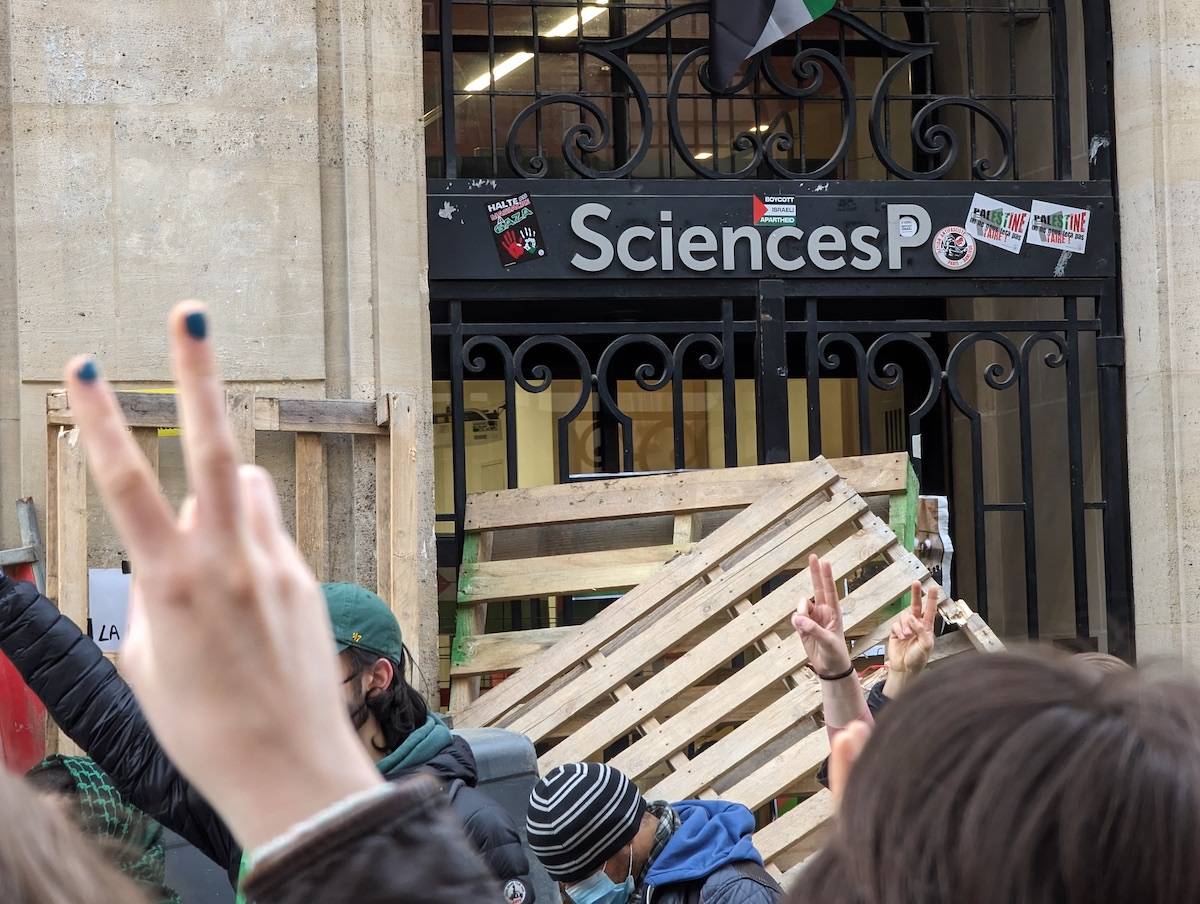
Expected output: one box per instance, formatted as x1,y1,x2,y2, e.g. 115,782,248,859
88,568,131,652
965,193,1030,254
1027,200,1090,254
916,496,954,601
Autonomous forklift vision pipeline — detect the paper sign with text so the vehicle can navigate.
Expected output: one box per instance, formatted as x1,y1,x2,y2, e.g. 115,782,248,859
88,568,131,653
965,193,1030,254
1027,200,1090,254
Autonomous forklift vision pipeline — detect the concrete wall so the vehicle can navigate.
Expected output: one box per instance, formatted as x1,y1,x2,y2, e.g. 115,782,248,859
0,0,436,682
1111,0,1200,662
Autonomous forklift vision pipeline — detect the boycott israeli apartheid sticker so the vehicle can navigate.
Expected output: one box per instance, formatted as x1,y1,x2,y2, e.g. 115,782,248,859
964,193,1030,254
1027,200,1090,254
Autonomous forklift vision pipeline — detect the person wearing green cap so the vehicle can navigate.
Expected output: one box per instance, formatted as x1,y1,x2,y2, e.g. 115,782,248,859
0,574,537,904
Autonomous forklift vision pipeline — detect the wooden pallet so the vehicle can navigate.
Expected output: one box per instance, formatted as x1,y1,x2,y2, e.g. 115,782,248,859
448,452,919,712
44,388,439,708
450,455,1001,877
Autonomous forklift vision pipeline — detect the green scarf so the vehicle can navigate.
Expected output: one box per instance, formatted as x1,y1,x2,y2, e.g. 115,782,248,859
29,756,182,904
236,713,453,903
376,712,453,775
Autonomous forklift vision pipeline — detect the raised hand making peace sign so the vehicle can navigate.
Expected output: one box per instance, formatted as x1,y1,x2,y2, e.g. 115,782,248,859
884,581,940,698
791,553,853,679
64,302,382,852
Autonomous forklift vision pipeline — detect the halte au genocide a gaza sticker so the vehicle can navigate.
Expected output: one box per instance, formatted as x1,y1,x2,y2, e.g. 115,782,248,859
932,226,977,270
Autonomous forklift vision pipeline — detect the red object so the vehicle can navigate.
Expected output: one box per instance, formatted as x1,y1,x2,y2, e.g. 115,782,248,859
0,564,47,772
753,195,768,224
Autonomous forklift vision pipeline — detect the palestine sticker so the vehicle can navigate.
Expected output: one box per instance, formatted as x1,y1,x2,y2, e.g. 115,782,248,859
753,194,796,227
1027,200,1090,254
965,192,1030,254
932,226,976,270
488,192,547,268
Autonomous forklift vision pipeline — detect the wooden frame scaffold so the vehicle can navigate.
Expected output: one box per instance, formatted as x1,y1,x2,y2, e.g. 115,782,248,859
43,388,436,749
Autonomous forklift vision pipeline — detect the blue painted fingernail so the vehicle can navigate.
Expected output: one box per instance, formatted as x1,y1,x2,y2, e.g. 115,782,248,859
76,359,98,383
184,311,208,340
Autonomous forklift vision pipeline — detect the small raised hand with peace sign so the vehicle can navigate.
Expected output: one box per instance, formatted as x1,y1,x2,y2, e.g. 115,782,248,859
884,581,940,698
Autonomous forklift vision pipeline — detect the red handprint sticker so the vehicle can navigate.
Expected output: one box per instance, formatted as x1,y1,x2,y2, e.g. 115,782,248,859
487,192,548,268
499,229,525,262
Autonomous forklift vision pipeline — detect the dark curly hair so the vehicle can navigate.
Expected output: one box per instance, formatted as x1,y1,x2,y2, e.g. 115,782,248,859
344,645,430,754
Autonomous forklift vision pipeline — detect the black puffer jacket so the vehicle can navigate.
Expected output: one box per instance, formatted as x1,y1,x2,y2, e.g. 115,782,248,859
0,576,535,902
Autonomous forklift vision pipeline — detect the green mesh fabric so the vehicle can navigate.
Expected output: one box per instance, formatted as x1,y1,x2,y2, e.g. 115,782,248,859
29,755,183,904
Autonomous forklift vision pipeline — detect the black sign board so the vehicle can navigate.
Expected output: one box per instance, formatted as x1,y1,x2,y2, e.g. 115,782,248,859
428,179,1115,281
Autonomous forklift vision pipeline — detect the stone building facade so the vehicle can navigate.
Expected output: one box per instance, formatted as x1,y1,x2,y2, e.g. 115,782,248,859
0,0,1189,668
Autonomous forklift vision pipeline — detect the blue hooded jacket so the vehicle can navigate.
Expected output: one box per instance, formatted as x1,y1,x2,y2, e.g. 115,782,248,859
644,801,763,888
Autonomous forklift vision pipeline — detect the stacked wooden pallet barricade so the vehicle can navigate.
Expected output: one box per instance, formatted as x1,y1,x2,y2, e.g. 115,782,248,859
449,453,1002,883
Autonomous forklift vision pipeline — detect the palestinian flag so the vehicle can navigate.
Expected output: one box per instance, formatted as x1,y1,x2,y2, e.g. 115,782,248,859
710,0,837,89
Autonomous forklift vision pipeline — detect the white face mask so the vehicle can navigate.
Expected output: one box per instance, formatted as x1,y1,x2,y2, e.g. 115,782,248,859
565,847,635,904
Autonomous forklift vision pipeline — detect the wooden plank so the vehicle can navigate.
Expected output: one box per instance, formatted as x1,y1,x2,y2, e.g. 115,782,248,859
225,390,256,464
723,672,888,811
55,427,88,758
50,390,384,436
538,518,899,767
553,684,786,738
385,393,437,705
453,461,841,729
259,397,385,435
451,625,576,676
449,531,494,713
463,454,904,531
295,433,328,581
16,498,47,593
647,680,820,803
508,484,866,741
886,463,916,613
937,596,1006,653
45,426,59,601
674,513,704,548
56,428,88,631
47,390,178,428
601,546,917,781
449,622,730,678
130,427,160,476
753,790,836,864
458,544,685,605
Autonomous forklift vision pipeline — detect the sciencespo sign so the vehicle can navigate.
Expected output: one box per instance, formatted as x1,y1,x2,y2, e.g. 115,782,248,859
567,202,925,273
426,181,1114,281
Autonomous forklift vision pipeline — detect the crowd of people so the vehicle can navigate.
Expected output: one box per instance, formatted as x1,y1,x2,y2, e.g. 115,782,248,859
0,301,1196,904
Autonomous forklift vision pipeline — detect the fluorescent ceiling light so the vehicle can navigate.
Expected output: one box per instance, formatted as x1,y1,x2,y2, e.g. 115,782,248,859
465,52,535,92
461,0,609,94
694,152,713,160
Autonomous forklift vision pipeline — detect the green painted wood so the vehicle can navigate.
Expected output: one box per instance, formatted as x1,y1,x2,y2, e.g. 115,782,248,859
451,533,483,666
882,456,919,620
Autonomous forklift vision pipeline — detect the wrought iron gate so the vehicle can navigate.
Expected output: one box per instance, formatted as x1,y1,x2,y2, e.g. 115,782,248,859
424,0,1132,654
431,277,1132,657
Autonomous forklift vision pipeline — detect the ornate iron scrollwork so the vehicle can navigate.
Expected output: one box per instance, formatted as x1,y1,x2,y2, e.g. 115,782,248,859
505,48,654,179
498,4,1015,181
501,4,1017,181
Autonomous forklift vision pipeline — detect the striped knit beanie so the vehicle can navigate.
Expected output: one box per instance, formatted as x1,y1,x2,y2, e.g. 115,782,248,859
526,762,647,883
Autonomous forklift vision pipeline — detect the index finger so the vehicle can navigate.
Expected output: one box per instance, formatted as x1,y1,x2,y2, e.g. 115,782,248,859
64,356,177,560
169,302,242,531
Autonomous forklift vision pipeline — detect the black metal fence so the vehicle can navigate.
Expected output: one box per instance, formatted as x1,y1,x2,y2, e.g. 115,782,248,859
431,278,1133,658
